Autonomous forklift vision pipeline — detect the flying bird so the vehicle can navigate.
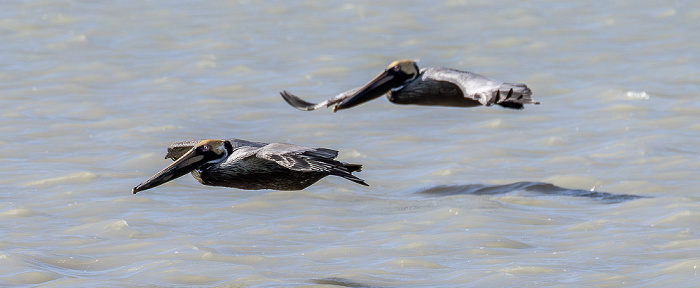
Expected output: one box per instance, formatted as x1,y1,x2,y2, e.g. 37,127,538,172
281,60,539,112
132,139,367,194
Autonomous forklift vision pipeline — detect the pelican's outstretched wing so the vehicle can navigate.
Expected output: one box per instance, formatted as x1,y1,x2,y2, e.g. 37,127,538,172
420,67,539,109
256,143,368,186
280,87,361,111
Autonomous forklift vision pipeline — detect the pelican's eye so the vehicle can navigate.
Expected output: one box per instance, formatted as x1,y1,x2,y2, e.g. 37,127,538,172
199,144,211,152
392,65,402,72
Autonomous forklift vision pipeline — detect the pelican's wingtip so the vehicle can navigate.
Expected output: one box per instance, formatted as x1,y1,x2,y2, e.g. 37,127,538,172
280,90,321,111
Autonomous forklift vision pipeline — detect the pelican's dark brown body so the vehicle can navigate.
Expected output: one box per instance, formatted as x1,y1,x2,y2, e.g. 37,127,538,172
132,139,366,194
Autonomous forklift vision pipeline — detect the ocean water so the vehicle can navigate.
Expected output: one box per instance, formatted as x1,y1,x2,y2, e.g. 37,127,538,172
1,0,699,287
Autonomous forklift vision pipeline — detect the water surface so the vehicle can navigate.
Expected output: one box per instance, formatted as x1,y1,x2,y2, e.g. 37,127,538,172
1,0,699,287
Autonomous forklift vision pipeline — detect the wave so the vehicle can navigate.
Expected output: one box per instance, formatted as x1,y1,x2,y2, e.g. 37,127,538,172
415,181,648,203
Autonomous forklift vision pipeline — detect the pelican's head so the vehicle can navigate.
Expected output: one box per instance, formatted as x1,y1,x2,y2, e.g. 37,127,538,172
387,60,420,80
132,139,231,194
334,60,420,111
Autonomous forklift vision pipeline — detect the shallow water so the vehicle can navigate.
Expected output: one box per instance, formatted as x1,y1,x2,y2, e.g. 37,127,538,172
2,0,700,287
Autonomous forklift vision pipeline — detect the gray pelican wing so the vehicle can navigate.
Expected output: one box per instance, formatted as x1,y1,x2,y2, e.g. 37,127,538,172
420,67,538,108
421,68,503,106
256,143,367,185
255,143,339,171
280,88,361,111
165,138,267,160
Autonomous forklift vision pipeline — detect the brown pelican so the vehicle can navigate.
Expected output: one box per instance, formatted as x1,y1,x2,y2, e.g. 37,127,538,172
132,139,367,194
280,60,539,112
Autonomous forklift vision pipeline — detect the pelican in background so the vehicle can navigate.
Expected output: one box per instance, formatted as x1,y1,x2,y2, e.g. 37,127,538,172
281,60,539,112
132,139,367,194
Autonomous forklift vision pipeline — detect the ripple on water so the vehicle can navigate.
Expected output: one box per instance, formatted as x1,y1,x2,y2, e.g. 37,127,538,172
1,271,59,285
62,220,141,239
200,253,275,267
657,239,700,250
650,210,700,227
658,259,700,274
0,252,58,285
0,208,42,218
21,172,98,187
311,241,382,259
500,266,567,275
385,258,447,269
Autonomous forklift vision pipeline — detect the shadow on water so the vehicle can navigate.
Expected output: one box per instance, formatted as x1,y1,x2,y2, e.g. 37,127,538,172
415,181,649,203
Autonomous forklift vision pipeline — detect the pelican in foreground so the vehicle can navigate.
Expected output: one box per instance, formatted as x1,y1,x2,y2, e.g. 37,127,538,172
132,139,367,194
281,60,539,112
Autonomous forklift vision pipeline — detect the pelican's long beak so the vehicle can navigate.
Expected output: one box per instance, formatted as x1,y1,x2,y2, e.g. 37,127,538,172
333,69,404,112
334,60,419,112
132,148,208,194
